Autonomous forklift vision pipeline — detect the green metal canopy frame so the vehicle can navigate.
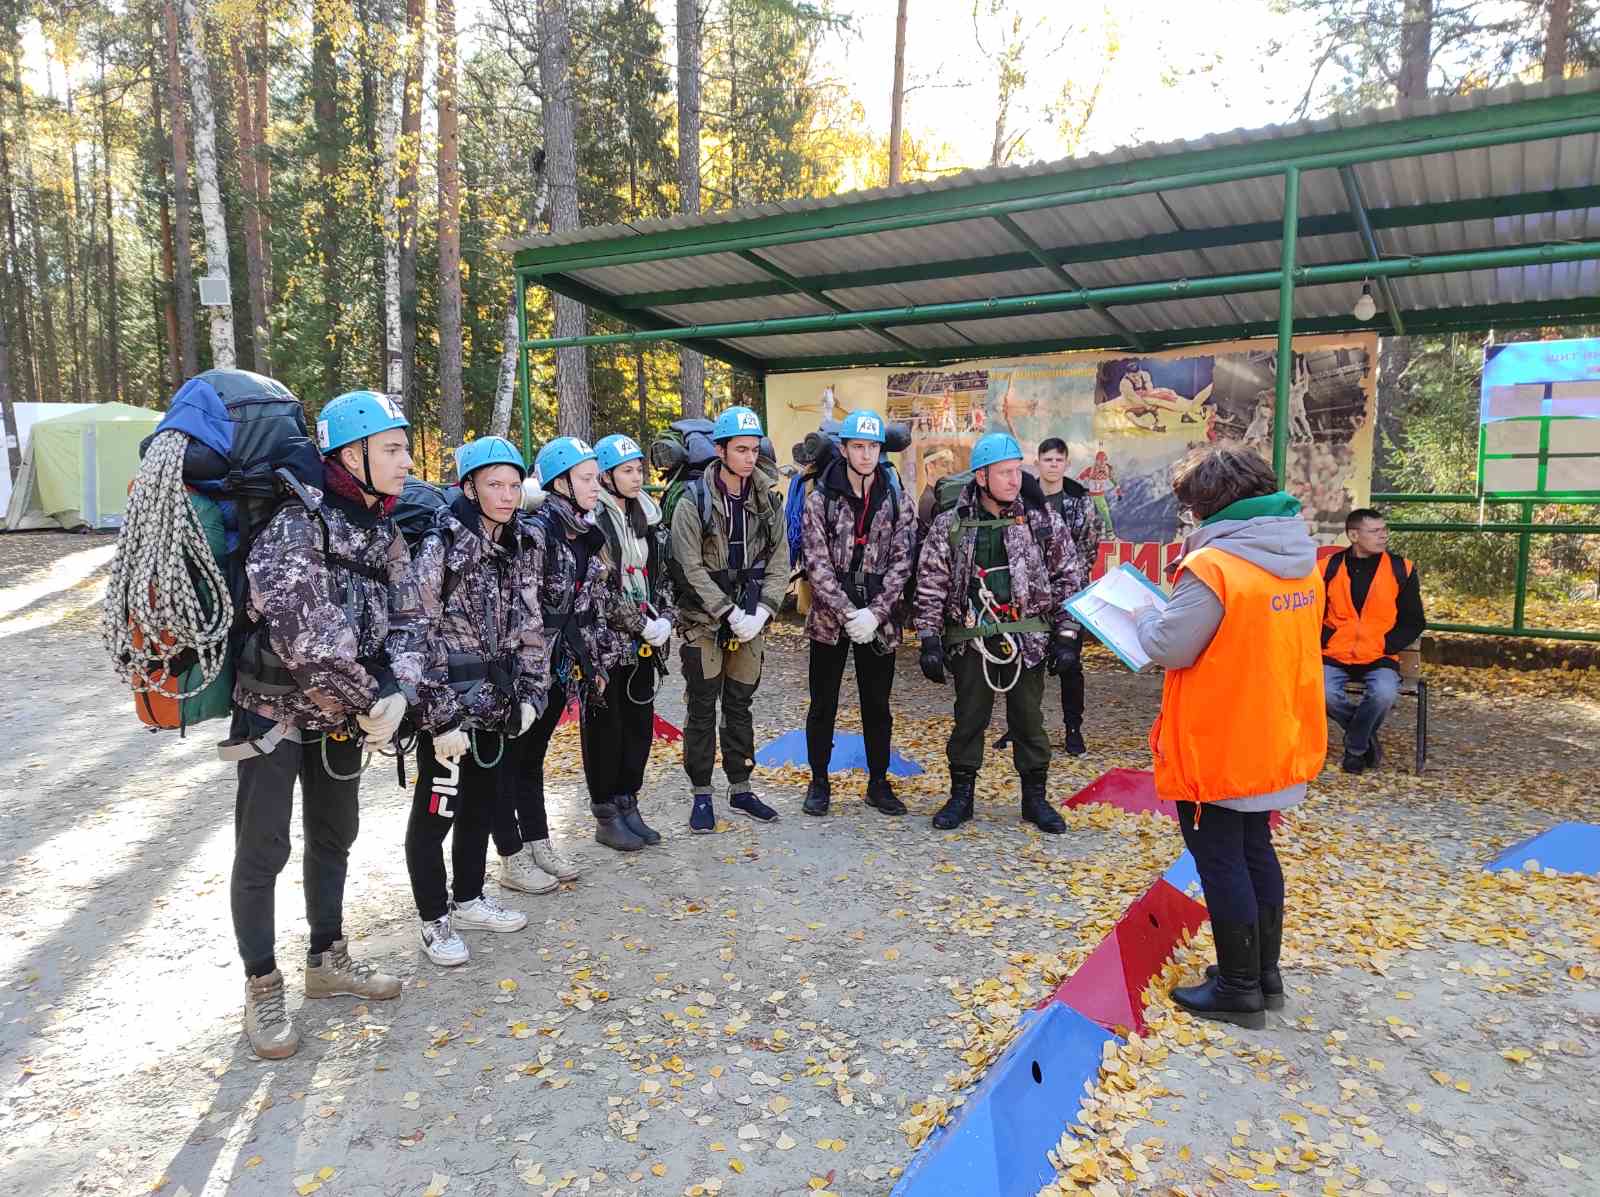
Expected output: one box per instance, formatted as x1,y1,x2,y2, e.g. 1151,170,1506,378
507,79,1600,642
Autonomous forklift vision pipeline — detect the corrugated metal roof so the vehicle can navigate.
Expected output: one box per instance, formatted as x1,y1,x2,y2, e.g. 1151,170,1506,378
507,76,1600,370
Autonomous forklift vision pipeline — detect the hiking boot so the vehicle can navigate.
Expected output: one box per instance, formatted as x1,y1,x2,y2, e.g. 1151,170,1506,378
1341,751,1365,774
1172,920,1266,1029
803,778,831,817
305,939,400,1001
451,893,528,933
592,801,647,852
531,838,581,881
864,776,906,816
420,914,468,967
243,968,300,1060
932,771,976,831
730,790,780,823
1364,737,1382,770
1207,904,1284,1009
1063,723,1087,757
689,793,716,834
616,794,661,846
1019,770,1066,834
499,846,558,895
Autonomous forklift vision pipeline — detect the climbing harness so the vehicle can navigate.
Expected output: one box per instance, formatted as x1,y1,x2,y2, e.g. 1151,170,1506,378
627,601,666,705
967,564,1024,692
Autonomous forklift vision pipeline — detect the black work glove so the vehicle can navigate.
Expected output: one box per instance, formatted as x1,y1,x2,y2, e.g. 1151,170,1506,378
919,634,947,685
1047,631,1081,676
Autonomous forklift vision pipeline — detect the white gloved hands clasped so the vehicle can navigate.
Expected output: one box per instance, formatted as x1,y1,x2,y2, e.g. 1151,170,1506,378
748,605,772,637
433,727,471,761
844,608,880,644
642,617,672,648
518,702,538,737
357,692,407,741
726,609,757,642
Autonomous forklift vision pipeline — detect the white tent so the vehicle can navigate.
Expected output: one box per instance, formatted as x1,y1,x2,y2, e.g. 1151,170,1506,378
4,403,161,531
0,403,94,512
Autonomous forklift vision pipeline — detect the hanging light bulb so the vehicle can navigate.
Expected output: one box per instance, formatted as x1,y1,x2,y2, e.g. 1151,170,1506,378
1352,282,1377,322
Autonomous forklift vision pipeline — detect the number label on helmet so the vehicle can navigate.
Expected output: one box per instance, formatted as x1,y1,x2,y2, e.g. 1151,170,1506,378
316,419,331,451
736,411,760,432
375,393,404,420
616,437,639,455
571,438,593,454
856,416,881,437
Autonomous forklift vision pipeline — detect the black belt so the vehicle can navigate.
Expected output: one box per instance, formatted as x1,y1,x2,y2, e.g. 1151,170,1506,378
543,606,598,681
443,652,516,697
235,637,297,696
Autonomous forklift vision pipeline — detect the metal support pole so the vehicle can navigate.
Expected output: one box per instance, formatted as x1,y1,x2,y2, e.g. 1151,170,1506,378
516,270,534,463
1513,500,1533,631
1273,167,1299,484
1337,166,1406,335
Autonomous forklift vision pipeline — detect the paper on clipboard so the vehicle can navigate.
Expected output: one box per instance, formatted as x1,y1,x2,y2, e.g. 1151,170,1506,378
1064,563,1170,673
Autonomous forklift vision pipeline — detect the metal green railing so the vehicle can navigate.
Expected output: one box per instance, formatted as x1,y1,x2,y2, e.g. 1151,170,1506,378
1375,493,1600,643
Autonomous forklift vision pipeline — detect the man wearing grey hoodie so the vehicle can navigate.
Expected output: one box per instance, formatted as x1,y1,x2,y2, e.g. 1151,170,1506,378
1129,445,1327,1029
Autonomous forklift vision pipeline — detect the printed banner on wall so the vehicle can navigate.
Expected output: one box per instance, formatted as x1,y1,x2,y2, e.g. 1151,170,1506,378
765,333,1378,586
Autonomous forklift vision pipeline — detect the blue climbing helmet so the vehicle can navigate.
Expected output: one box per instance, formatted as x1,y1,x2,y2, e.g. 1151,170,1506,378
316,389,410,455
534,436,598,487
969,432,1024,471
455,436,526,483
839,409,887,444
711,406,764,442
595,433,644,473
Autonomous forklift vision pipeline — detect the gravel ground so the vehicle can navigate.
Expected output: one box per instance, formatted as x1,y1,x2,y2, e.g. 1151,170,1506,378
0,534,1596,1197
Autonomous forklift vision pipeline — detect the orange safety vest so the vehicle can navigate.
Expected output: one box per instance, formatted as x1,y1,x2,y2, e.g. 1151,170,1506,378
1322,550,1413,666
1149,545,1327,806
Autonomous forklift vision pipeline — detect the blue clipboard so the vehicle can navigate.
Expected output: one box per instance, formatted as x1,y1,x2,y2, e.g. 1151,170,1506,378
1063,563,1169,673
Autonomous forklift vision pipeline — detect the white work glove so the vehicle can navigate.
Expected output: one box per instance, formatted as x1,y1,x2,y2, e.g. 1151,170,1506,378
726,609,757,642
748,605,772,637
433,727,471,761
357,692,407,741
518,702,538,737
844,608,880,644
642,617,672,648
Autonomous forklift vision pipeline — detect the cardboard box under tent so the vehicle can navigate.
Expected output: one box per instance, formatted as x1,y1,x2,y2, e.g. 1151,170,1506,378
4,403,161,531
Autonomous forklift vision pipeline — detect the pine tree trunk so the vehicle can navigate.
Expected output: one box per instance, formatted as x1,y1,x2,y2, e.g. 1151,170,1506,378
1397,0,1433,98
12,46,59,402
0,119,25,469
675,0,704,418
1544,0,1571,79
889,0,908,184
436,0,464,452
231,35,270,373
312,13,340,397
0,118,38,407
253,15,273,310
149,18,181,392
378,0,404,394
163,0,198,378
538,0,591,441
397,0,425,419
490,292,518,439
635,345,649,451
65,79,89,401
99,48,122,403
180,0,236,369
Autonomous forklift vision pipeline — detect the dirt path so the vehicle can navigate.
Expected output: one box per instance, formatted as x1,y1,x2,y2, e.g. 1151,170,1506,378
0,533,1595,1197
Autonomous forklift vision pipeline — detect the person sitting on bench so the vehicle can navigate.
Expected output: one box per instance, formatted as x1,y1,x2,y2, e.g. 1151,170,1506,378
1322,508,1424,774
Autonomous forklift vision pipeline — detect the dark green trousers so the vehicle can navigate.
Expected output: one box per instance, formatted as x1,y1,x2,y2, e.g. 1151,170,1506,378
947,647,1051,776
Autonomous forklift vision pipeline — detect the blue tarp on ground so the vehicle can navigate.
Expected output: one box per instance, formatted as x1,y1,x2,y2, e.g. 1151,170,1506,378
1484,822,1600,875
753,729,924,776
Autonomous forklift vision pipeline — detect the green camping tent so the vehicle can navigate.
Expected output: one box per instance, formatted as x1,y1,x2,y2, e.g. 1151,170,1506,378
4,403,162,531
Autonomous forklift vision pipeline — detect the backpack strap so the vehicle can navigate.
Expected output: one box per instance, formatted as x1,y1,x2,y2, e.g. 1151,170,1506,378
1387,550,1410,589
1323,548,1347,584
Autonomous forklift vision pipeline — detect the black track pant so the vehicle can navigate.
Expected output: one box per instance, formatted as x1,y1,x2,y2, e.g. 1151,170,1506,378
582,660,659,800
805,637,897,781
1174,802,1285,925
1059,657,1085,728
494,687,564,857
405,730,505,923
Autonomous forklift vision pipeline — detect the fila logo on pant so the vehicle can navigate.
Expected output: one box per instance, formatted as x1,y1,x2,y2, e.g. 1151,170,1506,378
429,756,461,819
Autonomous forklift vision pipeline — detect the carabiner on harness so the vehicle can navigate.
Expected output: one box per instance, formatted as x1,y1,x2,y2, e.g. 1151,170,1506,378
317,728,373,781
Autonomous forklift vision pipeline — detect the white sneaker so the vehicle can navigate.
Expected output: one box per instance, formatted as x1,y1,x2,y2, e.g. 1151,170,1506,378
452,893,528,933
530,838,581,881
420,915,469,967
499,847,558,894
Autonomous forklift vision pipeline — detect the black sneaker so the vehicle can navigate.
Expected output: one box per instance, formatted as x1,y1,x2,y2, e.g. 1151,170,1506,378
802,779,831,817
1063,724,1087,756
1341,752,1365,775
730,791,779,823
1364,738,1382,769
864,776,906,816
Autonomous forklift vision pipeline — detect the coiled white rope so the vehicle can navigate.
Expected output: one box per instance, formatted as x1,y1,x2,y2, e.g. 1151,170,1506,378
101,430,234,699
971,565,1023,693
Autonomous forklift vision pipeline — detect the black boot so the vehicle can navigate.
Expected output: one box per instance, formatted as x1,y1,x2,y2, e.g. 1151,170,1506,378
1063,722,1087,757
615,793,661,846
1173,920,1266,1029
1019,770,1066,834
864,775,906,816
931,771,976,830
802,777,831,817
1206,905,1284,1008
591,801,646,852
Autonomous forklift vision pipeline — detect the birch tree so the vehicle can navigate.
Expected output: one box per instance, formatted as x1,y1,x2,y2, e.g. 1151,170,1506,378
437,0,464,450
378,0,403,394
889,0,908,184
180,0,235,369
397,0,425,417
675,0,704,418
538,0,591,441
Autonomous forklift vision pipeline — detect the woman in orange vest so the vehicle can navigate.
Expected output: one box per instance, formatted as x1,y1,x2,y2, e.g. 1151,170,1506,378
1127,445,1326,1029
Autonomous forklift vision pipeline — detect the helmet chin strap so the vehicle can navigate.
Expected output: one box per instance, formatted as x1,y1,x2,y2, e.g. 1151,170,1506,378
344,438,384,498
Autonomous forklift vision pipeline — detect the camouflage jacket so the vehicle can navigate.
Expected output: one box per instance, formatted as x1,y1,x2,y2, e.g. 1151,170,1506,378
517,491,641,700
669,469,789,645
800,458,916,648
411,494,549,734
1042,479,1102,627
236,485,427,732
913,480,1080,669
